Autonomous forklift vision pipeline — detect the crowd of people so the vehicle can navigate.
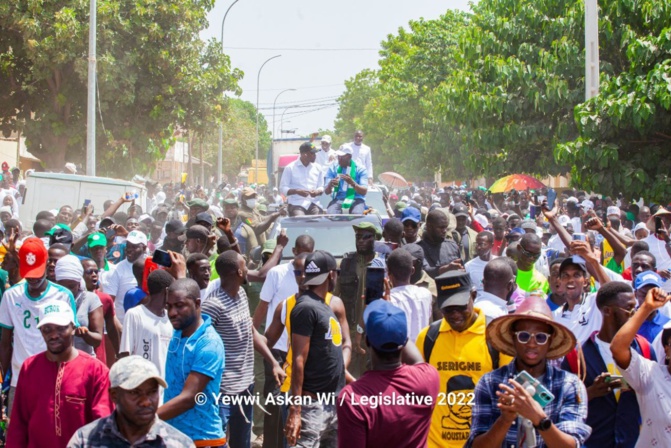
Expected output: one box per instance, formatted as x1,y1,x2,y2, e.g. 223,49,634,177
0,148,668,448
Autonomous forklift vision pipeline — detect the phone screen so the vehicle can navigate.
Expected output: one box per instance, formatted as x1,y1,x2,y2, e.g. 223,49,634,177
547,188,557,210
83,199,91,207
365,267,386,304
153,249,172,267
656,217,663,232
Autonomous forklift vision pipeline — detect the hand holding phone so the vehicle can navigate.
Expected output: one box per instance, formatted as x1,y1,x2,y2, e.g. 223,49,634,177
152,249,172,267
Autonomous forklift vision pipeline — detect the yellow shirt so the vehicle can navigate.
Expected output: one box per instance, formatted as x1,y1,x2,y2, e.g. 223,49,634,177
415,309,513,448
280,292,332,393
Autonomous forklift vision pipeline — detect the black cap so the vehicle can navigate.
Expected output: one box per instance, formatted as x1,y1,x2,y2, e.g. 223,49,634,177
50,227,73,246
185,225,210,241
302,250,337,286
435,271,473,309
165,219,186,234
99,217,115,228
452,204,469,219
195,212,214,227
299,142,318,154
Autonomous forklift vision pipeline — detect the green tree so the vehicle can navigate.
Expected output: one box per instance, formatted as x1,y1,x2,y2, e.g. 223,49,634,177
334,69,379,145
557,1,671,201
0,0,240,176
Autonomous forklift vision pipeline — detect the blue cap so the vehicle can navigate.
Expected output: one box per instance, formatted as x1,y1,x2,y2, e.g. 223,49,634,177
401,206,421,223
506,227,524,239
634,271,663,290
123,287,147,312
363,300,408,352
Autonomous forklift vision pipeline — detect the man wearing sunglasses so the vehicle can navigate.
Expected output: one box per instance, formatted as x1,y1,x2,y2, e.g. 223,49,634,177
561,281,650,448
466,297,590,448
515,233,550,295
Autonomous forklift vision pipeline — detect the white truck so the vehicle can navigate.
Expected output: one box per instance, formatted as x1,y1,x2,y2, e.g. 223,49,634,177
20,172,146,229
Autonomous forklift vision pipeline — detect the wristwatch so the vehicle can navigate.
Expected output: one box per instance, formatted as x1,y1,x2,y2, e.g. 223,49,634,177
534,417,552,432
356,324,364,334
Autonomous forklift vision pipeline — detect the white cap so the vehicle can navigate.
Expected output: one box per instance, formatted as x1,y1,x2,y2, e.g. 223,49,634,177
607,206,621,217
634,222,650,234
321,135,332,143
126,230,148,245
474,214,489,228
36,300,76,329
335,145,353,156
566,196,579,203
64,162,77,174
558,215,571,227
110,355,168,390
581,200,594,211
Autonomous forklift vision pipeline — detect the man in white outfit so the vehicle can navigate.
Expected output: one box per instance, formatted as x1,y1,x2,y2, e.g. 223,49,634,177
346,130,373,184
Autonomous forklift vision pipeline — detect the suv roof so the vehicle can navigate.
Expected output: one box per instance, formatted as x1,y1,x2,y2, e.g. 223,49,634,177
269,214,383,261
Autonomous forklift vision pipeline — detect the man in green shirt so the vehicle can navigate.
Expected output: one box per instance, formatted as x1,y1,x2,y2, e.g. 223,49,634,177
515,233,549,294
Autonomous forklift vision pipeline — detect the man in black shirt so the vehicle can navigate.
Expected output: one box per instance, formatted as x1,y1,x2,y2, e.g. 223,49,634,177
418,209,463,278
285,250,347,448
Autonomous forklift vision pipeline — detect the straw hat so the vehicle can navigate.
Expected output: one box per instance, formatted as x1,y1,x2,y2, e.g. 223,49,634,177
487,297,576,360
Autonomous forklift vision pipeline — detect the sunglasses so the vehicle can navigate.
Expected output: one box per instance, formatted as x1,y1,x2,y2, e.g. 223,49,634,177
355,233,375,240
84,269,100,275
514,331,551,345
518,245,541,261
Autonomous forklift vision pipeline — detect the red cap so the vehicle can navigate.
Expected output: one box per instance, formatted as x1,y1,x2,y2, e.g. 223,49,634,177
19,237,47,279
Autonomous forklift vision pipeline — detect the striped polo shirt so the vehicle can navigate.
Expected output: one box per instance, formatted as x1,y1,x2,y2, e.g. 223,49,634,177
202,284,254,395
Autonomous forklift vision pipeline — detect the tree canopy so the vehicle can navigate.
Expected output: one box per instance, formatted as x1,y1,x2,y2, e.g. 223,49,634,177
0,0,242,177
334,0,671,199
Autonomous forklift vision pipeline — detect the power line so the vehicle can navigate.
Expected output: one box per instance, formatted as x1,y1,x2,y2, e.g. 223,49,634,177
241,83,344,92
225,46,378,52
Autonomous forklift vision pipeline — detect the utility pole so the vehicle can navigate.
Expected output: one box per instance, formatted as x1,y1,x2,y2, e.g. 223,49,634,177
86,0,97,176
255,55,281,184
585,0,599,100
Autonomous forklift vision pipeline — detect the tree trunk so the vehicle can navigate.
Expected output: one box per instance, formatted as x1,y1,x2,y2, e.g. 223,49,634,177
187,132,194,187
199,136,204,186
27,133,69,171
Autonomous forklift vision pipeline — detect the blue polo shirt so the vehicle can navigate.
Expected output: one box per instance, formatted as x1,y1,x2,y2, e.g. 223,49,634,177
638,311,670,343
324,162,368,201
164,314,225,442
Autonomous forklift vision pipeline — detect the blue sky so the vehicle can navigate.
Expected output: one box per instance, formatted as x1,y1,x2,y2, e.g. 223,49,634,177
202,0,471,138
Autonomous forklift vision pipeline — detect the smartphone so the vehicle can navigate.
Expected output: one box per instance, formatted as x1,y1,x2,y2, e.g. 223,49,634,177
83,199,91,207
546,188,557,211
656,217,663,233
529,205,536,220
152,249,172,267
365,267,386,304
605,374,629,390
124,191,139,201
572,233,586,242
513,370,555,408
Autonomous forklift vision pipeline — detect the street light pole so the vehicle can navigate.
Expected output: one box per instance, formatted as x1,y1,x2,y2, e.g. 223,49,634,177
86,0,97,176
585,0,599,100
280,105,297,134
272,89,296,140
255,54,281,184
218,0,240,187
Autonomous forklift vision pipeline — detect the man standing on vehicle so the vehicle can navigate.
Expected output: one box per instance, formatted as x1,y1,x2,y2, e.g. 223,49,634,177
345,130,373,185
316,135,337,170
280,142,324,216
324,146,368,215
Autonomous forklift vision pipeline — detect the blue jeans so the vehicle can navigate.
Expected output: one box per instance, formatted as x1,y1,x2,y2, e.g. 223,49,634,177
219,383,254,448
326,198,366,214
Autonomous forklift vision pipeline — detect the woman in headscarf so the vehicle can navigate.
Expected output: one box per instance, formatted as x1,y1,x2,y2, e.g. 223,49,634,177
55,255,104,356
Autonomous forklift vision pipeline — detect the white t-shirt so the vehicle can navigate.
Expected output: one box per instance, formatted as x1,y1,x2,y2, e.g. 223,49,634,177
0,282,78,386
465,256,493,291
103,259,137,324
347,142,373,179
99,262,117,293
553,293,602,345
120,304,172,402
619,349,671,447
547,234,566,252
642,234,671,272
259,262,297,352
474,291,509,324
389,285,432,343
